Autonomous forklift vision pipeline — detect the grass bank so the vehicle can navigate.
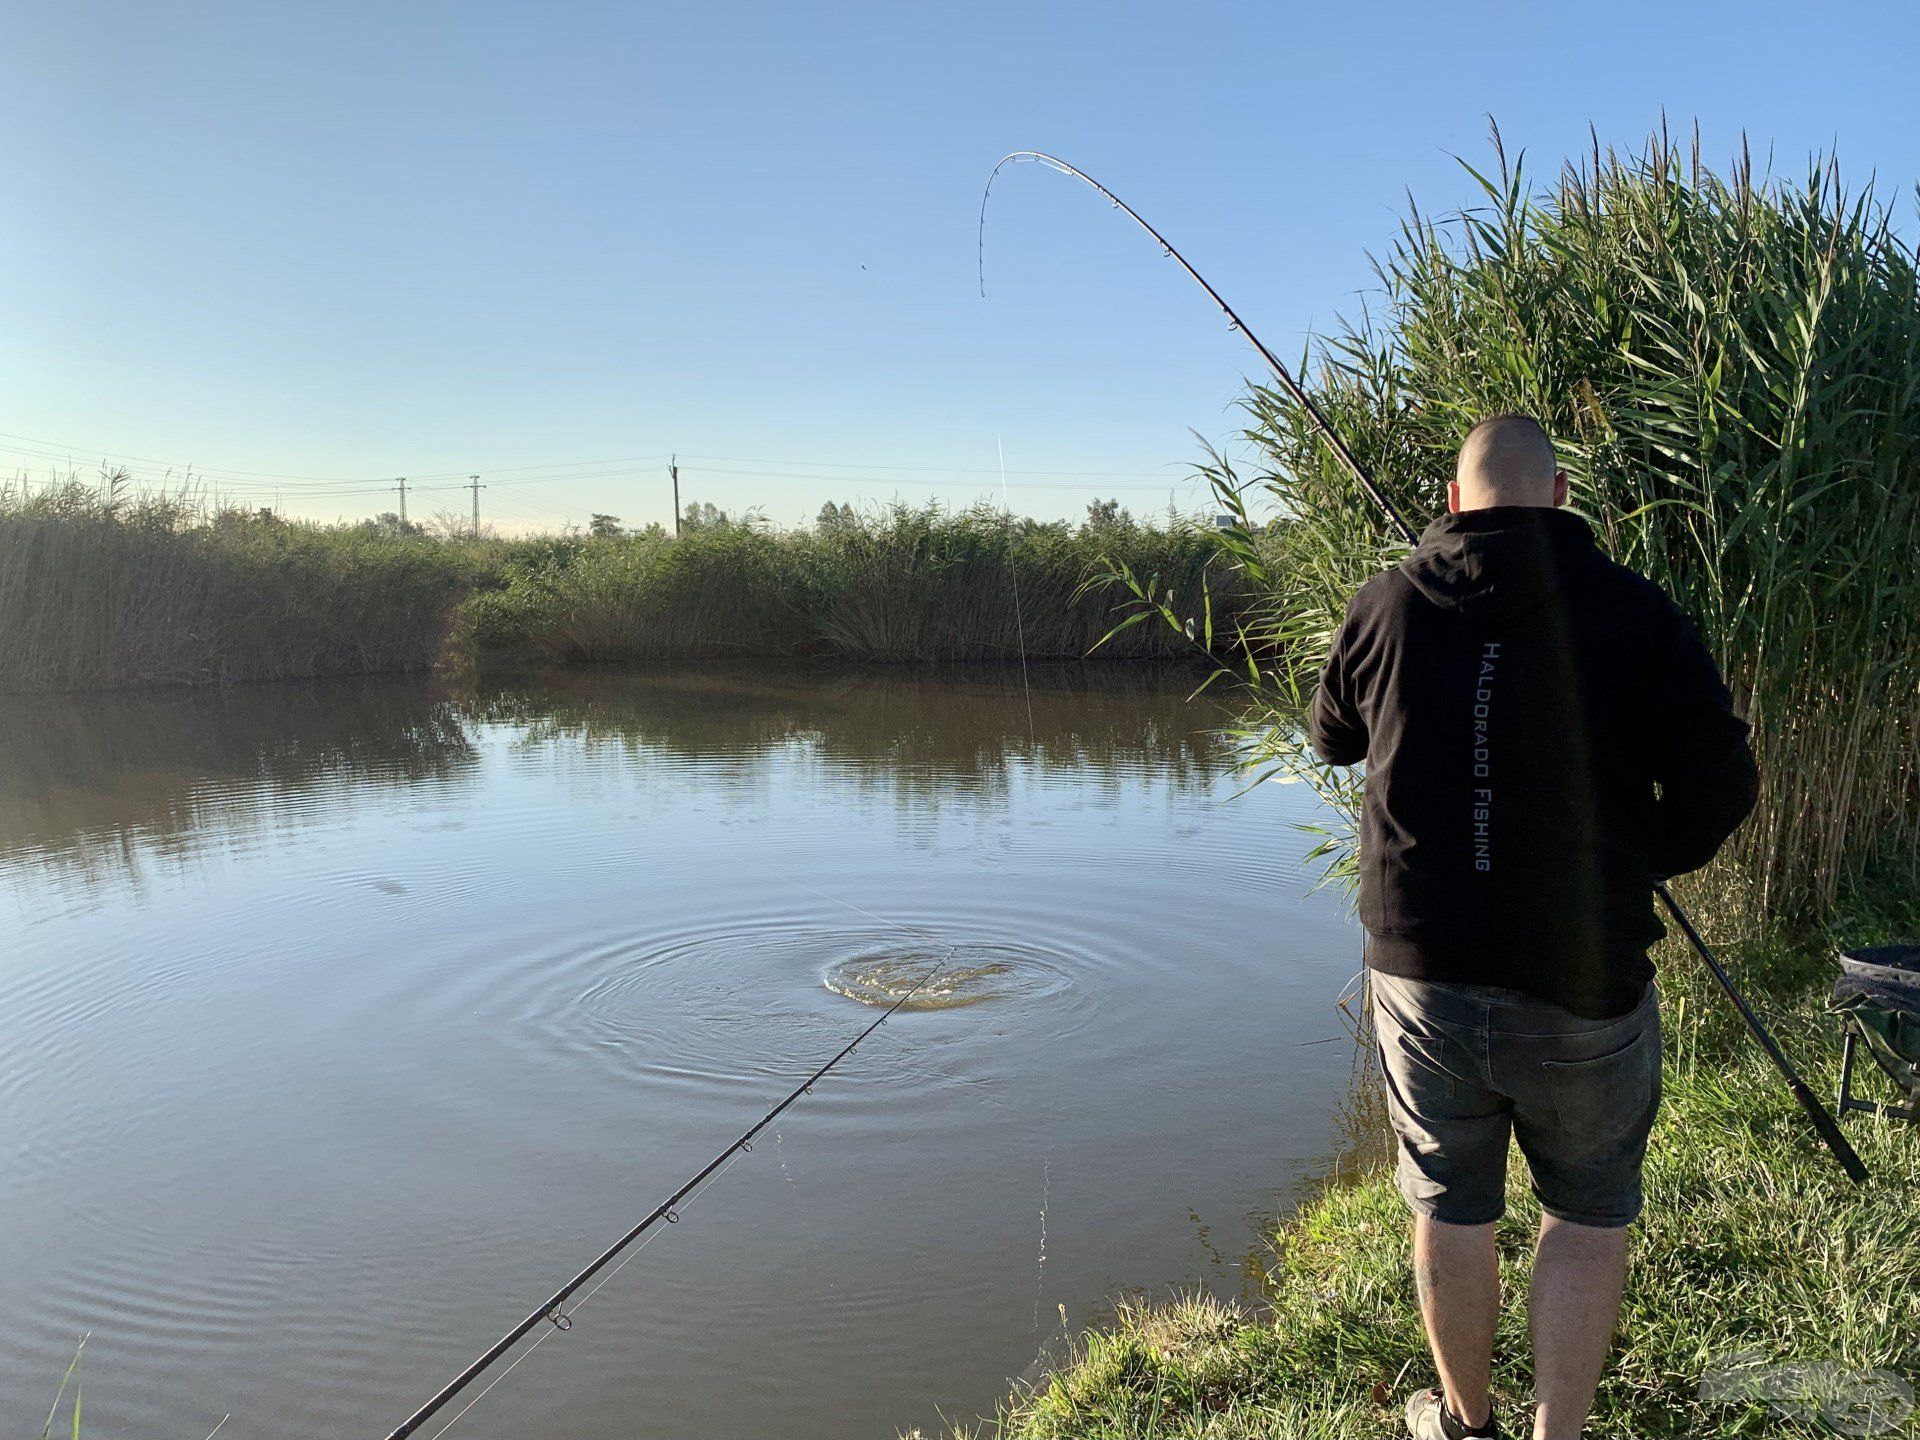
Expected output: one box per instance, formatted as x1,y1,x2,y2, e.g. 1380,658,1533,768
0,488,1240,692
925,882,1920,1439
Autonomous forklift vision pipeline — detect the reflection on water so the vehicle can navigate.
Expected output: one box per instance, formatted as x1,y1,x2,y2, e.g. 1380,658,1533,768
0,678,476,909
2,666,1227,898
0,663,1373,1440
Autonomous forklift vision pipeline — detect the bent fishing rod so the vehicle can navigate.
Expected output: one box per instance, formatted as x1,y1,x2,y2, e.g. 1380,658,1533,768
983,150,1868,1186
381,959,947,1440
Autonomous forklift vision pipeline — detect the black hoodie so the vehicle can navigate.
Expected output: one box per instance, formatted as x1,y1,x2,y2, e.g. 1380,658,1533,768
1308,506,1758,1018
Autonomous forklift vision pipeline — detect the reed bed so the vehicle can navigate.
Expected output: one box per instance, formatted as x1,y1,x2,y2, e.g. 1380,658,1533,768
0,486,1237,691
467,502,1234,664
1164,126,1920,927
0,479,481,691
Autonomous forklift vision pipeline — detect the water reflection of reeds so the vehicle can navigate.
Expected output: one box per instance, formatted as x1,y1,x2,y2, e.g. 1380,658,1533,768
2,663,1237,893
0,677,478,890
471,662,1236,795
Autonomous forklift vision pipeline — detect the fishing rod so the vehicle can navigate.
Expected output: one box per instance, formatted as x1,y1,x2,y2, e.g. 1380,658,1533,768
1657,887,1866,1182
982,150,1868,1186
381,957,948,1440
980,152,1415,543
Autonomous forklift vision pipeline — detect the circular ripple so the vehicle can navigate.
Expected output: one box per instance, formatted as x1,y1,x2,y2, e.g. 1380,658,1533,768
821,943,1065,1010
421,909,1112,1099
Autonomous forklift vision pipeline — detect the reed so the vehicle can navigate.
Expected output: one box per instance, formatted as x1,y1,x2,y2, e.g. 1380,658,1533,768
1158,125,1920,926
468,519,812,660
468,502,1232,664
0,478,482,691
0,485,1236,692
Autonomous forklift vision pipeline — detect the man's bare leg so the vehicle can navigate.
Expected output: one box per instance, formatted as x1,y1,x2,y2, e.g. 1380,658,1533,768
1414,1215,1499,1431
1529,1214,1628,1440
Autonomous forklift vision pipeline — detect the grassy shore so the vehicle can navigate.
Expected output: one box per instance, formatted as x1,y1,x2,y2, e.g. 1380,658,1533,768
0,487,1239,692
925,879,1920,1439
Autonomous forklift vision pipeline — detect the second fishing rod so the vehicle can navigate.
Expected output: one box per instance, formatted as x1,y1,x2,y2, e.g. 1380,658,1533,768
982,150,1867,1186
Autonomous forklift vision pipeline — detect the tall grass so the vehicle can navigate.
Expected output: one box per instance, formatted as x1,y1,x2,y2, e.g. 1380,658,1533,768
0,485,1240,692
1156,126,1920,926
469,519,808,659
469,502,1235,664
0,478,482,691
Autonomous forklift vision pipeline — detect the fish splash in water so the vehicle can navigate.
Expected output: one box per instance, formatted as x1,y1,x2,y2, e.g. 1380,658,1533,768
824,954,1015,1010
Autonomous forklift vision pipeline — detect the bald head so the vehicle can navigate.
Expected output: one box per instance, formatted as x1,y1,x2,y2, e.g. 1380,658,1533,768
1451,413,1565,512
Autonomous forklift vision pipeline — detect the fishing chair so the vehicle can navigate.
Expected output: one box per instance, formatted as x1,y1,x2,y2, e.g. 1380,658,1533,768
1832,945,1920,1123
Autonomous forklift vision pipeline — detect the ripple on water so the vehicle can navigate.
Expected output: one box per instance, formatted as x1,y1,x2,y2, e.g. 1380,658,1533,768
400,907,1114,1111
821,944,1065,1010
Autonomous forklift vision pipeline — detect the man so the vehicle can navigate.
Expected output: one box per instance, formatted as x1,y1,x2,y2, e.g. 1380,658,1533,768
1308,414,1758,1440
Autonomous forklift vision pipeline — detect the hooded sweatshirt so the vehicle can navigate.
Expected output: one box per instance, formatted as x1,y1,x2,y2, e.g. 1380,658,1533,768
1308,506,1758,1018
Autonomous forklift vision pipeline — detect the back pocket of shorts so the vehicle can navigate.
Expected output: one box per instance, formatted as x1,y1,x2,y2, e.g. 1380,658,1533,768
1541,1027,1659,1148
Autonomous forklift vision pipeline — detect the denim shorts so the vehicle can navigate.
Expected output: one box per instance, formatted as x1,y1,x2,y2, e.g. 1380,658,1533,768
1370,970,1662,1228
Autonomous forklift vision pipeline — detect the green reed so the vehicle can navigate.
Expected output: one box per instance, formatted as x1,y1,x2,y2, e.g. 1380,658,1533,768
41,1335,83,1440
0,484,1235,691
0,477,483,691
1151,125,1920,927
467,501,1232,664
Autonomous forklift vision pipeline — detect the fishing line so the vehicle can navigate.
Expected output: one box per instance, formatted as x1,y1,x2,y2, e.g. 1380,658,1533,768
997,434,1038,746
979,148,1868,1186
767,868,956,954
770,1123,820,1258
979,151,1415,543
380,931,949,1440
1031,1149,1051,1334
989,436,1052,1333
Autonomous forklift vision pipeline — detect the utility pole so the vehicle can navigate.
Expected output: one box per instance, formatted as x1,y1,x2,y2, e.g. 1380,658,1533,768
394,477,409,527
468,475,484,535
671,454,681,537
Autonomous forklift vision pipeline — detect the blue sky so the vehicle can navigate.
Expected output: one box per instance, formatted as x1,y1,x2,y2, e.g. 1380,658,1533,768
4,1,1915,531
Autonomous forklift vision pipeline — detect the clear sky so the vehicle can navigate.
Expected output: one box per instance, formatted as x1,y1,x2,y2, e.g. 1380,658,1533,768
4,1,1915,532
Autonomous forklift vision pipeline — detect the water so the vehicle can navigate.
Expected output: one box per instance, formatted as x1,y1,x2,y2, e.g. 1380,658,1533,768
0,664,1374,1440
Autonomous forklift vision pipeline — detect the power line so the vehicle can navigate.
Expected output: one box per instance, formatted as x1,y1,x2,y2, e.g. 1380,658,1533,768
676,451,1177,477
679,474,1198,503
0,448,680,498
0,429,1218,534
483,503,564,525
0,432,675,487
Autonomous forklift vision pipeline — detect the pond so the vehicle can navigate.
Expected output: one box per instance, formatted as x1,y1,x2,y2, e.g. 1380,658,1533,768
0,664,1376,1439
